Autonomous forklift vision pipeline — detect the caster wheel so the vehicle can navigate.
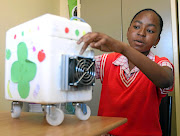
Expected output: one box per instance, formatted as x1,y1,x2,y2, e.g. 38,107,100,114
11,104,21,118
75,105,91,120
46,108,64,126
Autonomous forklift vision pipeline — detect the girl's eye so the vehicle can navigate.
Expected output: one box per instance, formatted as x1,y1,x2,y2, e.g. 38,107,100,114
147,29,154,33
133,26,140,29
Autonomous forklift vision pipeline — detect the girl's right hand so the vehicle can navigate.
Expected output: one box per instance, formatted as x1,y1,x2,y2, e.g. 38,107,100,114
77,32,116,54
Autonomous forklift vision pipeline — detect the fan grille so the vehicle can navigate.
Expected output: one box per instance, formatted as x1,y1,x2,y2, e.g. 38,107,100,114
68,56,95,86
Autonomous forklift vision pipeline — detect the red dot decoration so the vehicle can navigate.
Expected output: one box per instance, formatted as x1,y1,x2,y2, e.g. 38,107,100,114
14,34,16,39
38,50,46,62
65,27,69,33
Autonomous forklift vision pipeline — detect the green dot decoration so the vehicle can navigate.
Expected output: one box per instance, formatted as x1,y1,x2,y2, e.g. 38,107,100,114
22,31,24,36
6,49,11,60
75,29,79,36
11,42,37,99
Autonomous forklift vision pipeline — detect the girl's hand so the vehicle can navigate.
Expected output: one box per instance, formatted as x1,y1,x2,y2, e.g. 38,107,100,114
77,32,116,54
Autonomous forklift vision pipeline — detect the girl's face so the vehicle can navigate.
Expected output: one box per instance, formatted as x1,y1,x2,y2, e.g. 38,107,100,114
127,11,161,55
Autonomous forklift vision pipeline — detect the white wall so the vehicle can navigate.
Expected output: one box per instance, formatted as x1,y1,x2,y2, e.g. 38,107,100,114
81,0,122,116
0,0,60,111
80,0,177,135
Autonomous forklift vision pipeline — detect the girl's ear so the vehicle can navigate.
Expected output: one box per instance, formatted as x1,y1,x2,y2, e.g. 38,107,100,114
154,36,160,45
127,27,130,39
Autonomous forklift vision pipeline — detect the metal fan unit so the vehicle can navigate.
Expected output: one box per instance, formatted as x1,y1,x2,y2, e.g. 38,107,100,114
68,56,95,87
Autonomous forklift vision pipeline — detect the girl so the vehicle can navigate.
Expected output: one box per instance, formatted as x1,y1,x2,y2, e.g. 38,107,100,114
77,8,174,136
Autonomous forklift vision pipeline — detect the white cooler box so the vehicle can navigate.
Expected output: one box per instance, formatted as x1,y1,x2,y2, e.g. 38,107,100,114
5,14,95,126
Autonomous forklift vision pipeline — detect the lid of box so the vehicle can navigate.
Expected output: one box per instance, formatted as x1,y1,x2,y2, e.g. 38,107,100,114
6,14,92,41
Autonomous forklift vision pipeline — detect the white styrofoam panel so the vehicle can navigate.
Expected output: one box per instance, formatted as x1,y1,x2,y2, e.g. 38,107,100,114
5,14,94,104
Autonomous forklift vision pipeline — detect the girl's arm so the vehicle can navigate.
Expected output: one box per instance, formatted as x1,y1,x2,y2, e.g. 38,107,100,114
77,32,174,88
